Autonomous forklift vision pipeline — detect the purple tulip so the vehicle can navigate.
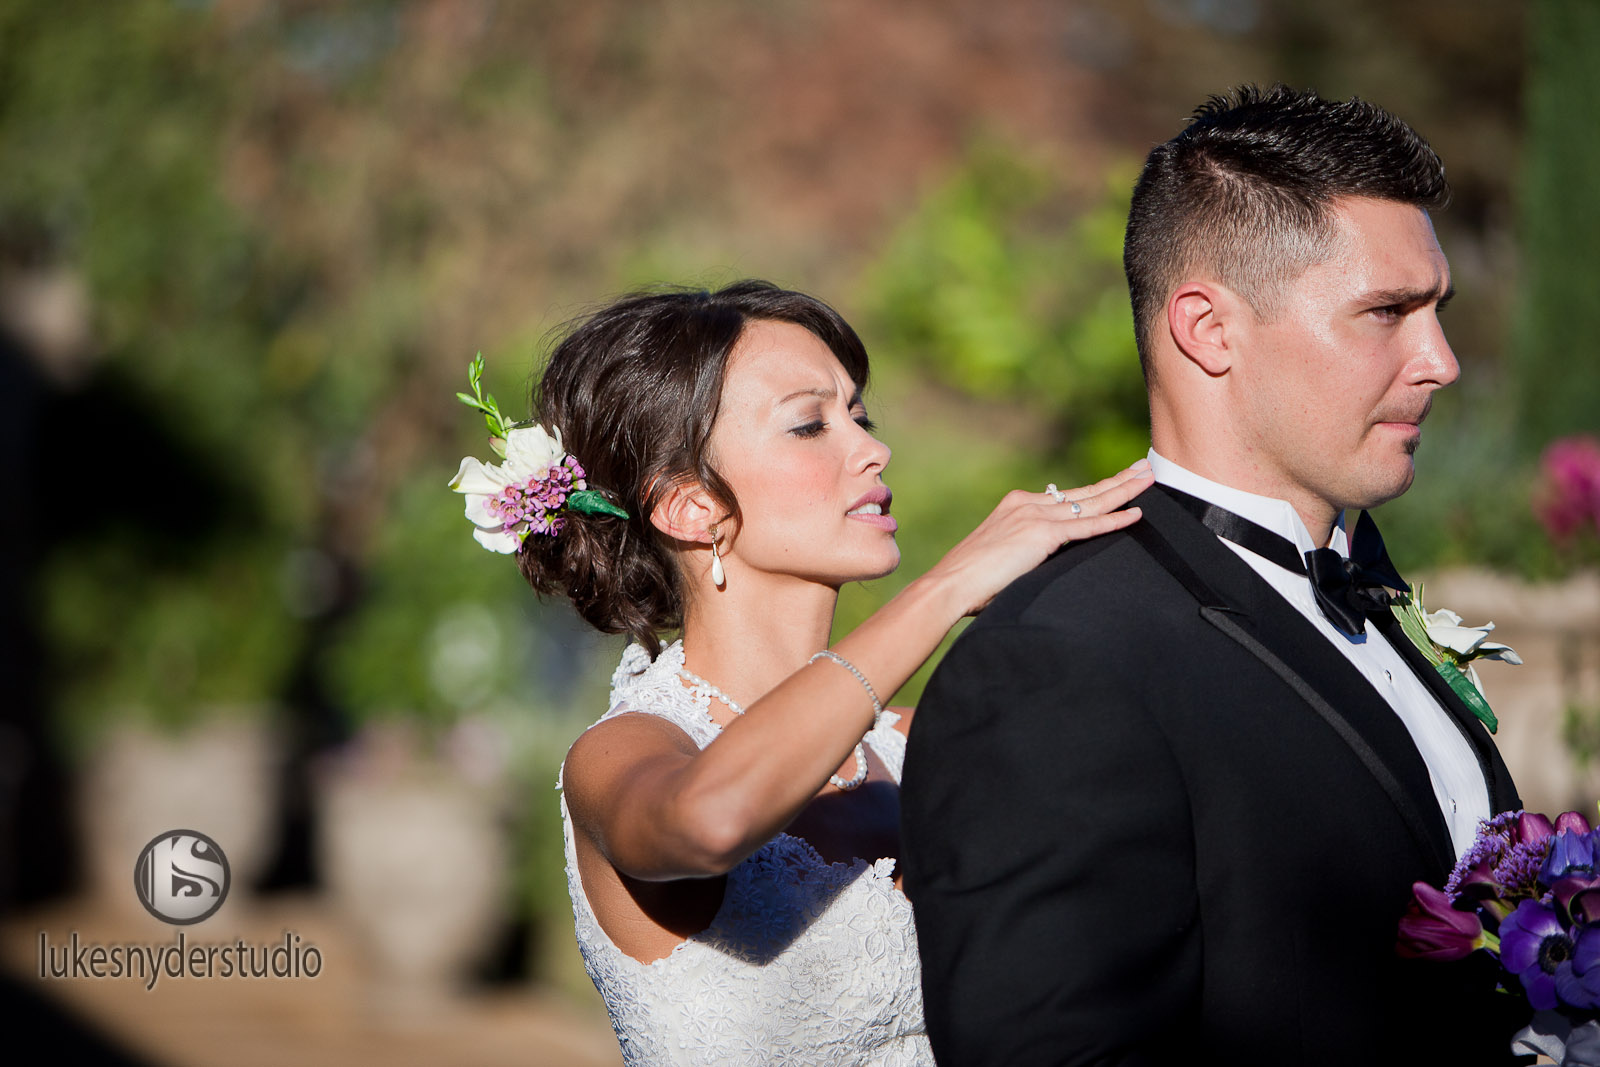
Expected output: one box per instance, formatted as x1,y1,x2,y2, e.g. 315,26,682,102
1519,812,1557,844
1500,900,1577,1011
1557,811,1594,836
1553,875,1600,926
1542,829,1600,885
1398,881,1485,960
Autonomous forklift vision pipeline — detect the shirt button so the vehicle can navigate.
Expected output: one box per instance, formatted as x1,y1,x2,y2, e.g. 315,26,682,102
1384,670,1393,684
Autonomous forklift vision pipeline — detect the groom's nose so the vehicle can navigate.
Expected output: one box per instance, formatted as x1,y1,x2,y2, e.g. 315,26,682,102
1406,309,1459,390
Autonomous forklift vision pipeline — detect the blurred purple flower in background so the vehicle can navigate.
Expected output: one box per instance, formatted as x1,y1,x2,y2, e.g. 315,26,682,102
1536,435,1600,544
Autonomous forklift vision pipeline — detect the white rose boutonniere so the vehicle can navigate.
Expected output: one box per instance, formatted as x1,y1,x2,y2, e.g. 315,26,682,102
1390,581,1522,734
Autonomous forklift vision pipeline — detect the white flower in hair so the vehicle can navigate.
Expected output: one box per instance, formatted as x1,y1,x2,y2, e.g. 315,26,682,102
449,355,628,553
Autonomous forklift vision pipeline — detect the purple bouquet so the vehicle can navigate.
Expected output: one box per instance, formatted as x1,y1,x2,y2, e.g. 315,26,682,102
1400,809,1600,1006
1399,809,1600,1062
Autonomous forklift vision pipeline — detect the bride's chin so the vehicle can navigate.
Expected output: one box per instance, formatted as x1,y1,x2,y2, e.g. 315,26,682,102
847,550,901,584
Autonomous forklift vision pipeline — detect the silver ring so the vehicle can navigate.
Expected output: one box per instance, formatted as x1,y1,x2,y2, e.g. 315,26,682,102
1045,483,1066,503
1069,500,1083,517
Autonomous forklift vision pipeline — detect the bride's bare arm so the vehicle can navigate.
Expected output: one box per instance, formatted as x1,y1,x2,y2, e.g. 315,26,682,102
563,461,1154,881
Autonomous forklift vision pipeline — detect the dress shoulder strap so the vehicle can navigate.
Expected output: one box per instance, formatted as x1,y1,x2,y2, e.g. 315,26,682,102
594,640,721,750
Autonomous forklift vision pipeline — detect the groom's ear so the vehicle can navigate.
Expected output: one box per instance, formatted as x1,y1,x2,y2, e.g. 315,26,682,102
1168,281,1238,377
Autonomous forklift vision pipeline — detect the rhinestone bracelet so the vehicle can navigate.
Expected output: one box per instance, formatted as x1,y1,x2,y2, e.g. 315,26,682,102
808,650,885,728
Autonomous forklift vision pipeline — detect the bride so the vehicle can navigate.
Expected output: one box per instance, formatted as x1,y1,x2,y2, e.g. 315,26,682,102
449,280,1151,1064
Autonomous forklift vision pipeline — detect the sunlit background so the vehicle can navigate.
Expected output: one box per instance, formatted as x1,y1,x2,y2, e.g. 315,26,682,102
2,1,1597,1063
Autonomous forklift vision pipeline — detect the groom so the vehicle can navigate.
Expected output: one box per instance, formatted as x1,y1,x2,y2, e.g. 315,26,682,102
900,86,1525,1066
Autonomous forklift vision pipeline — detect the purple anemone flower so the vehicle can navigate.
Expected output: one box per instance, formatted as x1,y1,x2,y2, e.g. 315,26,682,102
1500,899,1577,1011
1397,882,1483,960
1543,829,1600,885
1556,924,1600,1011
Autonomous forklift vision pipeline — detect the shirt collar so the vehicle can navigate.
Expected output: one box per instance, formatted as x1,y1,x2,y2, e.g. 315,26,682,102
1146,447,1347,558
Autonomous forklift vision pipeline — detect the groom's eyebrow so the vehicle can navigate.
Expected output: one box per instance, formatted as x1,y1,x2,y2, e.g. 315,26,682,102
1358,282,1455,310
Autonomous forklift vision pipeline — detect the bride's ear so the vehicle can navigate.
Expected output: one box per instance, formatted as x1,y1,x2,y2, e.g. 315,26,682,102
1168,281,1240,377
648,478,719,544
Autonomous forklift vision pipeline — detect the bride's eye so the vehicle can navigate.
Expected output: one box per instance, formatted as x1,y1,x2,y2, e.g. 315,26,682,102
790,421,827,439
854,414,877,433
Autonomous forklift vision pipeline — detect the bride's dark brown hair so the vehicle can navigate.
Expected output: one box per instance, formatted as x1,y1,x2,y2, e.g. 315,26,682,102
518,280,871,657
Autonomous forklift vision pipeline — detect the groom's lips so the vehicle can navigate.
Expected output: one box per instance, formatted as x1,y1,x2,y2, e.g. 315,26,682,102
1374,398,1432,435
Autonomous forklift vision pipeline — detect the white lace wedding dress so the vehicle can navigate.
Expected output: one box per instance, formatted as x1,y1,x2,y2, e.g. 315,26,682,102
559,641,933,1066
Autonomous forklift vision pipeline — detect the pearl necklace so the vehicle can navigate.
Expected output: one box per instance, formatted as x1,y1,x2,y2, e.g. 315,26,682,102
678,668,870,791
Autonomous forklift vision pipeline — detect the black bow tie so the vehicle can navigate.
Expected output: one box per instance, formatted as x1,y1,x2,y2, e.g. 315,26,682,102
1158,486,1408,636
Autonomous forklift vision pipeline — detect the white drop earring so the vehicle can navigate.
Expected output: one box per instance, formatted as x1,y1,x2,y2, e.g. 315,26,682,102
709,525,725,588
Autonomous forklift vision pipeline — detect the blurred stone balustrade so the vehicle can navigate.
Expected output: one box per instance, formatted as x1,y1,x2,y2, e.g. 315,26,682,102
1425,568,1600,817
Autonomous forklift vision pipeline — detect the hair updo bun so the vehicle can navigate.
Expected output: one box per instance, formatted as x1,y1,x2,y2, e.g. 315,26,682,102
515,280,870,657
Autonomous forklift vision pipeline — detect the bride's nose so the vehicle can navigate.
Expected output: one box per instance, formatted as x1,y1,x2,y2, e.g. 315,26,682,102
851,423,890,474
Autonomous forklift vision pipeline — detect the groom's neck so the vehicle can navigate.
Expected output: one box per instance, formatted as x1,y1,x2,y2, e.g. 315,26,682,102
1151,428,1341,547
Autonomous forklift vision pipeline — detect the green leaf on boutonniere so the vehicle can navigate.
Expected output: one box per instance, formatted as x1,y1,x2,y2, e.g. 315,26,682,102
1390,580,1519,736
1391,583,1444,667
1436,661,1498,734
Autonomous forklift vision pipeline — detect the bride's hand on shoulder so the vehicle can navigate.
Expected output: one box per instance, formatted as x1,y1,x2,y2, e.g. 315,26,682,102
926,459,1154,617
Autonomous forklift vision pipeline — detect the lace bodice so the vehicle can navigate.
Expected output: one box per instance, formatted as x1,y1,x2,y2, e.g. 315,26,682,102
559,641,932,1066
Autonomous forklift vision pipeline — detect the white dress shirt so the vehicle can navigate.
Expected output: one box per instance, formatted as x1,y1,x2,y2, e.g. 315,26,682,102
1148,449,1490,858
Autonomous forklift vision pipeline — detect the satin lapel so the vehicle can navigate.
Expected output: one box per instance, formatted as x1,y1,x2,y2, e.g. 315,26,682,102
1134,487,1457,873
1369,610,1519,813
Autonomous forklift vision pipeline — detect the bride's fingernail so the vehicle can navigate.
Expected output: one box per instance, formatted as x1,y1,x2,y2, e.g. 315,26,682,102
1132,458,1152,470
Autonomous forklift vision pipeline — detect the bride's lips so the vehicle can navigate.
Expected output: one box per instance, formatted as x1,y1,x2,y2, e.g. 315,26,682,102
846,487,897,532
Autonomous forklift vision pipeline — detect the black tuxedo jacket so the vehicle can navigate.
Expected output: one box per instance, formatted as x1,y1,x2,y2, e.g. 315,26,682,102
900,485,1524,1067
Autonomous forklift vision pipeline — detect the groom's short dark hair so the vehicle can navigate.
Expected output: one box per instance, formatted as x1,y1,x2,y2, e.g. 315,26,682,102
1123,84,1448,379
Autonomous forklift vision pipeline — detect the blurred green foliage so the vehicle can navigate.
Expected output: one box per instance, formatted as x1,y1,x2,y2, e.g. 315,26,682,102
1,2,300,744
834,142,1151,702
861,143,1149,478
1512,0,1600,449
1373,0,1599,580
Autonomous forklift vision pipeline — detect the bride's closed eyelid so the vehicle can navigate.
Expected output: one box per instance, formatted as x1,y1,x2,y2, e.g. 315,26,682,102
789,413,876,439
